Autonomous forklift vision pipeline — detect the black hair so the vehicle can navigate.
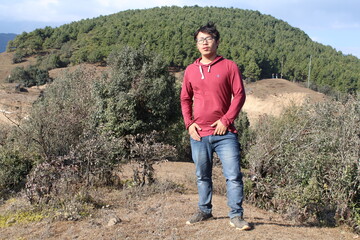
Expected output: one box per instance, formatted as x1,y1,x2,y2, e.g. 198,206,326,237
194,22,220,42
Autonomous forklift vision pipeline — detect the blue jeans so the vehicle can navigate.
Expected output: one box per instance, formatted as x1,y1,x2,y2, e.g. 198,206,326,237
190,132,244,218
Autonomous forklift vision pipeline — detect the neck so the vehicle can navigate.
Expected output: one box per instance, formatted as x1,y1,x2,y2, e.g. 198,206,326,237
201,54,217,64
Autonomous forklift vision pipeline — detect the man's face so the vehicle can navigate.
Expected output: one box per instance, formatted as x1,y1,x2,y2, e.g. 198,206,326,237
196,32,219,58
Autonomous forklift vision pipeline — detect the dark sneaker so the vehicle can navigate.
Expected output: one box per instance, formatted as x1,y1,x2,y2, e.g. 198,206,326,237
229,216,251,230
186,211,213,225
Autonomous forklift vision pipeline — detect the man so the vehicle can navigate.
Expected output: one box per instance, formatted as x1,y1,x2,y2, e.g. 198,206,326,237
180,22,250,230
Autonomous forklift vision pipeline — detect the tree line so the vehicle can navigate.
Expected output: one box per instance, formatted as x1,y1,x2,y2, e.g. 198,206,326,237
7,6,360,93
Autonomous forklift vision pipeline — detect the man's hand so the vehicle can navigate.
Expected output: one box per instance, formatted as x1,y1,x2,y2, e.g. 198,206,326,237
188,123,202,141
211,120,227,135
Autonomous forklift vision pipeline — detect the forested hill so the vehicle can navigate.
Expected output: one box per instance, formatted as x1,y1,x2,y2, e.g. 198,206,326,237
7,6,360,93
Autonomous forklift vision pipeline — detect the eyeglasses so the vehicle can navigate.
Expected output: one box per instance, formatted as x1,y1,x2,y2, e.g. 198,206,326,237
196,36,215,44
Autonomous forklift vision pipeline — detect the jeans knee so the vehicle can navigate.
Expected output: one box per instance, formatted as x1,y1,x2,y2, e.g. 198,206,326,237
226,173,243,182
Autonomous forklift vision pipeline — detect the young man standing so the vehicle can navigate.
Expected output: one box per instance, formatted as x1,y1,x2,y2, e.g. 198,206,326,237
180,22,250,230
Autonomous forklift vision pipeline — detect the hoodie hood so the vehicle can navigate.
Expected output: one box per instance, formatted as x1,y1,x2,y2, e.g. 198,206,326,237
194,55,224,79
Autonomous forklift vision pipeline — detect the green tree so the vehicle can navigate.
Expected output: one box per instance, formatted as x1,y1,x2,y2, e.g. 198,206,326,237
94,46,179,137
244,59,261,82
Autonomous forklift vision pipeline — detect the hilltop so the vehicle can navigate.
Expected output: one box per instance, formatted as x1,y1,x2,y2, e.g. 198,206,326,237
6,6,360,93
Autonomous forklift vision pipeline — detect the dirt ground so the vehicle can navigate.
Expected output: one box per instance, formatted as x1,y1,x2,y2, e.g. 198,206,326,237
0,162,358,240
242,78,326,125
0,52,105,125
0,52,358,239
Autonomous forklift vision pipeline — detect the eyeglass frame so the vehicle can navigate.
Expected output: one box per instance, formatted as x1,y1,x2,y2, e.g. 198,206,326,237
196,36,215,45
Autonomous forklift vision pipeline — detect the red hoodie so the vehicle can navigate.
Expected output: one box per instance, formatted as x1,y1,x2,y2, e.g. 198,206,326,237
180,56,246,137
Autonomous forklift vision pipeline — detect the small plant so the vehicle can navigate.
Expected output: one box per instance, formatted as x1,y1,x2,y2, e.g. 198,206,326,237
0,210,44,227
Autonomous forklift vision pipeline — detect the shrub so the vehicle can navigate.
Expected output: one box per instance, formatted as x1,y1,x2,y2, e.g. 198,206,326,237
6,67,28,84
12,50,26,64
247,97,360,231
234,111,251,167
7,65,51,87
0,148,33,198
37,53,65,70
25,131,121,205
7,46,180,211
94,46,179,137
121,131,177,186
25,67,97,159
0,124,42,200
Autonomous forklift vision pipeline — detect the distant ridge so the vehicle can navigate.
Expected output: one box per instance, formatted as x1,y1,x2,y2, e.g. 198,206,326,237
0,33,17,52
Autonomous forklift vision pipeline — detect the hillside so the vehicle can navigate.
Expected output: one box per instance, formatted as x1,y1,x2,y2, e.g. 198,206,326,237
0,52,326,126
0,33,16,53
6,6,360,93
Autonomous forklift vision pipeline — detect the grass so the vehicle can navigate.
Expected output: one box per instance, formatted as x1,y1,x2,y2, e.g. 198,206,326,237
0,210,45,228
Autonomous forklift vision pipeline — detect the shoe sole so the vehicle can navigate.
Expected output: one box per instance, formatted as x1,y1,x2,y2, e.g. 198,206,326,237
229,221,251,231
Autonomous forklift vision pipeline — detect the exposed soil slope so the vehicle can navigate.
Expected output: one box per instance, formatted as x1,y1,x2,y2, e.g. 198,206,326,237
243,78,326,125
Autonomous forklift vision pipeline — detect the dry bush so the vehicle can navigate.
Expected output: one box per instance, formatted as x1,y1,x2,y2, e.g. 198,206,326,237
247,96,360,231
121,131,177,186
24,132,122,220
24,66,98,159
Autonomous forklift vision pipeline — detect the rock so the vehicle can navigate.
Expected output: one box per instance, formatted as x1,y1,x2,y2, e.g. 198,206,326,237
6,218,16,225
107,217,121,226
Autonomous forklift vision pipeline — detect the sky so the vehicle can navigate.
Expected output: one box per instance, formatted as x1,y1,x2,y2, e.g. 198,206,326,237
0,0,359,58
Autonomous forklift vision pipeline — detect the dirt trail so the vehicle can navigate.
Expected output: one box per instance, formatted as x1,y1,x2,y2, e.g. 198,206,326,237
0,162,357,240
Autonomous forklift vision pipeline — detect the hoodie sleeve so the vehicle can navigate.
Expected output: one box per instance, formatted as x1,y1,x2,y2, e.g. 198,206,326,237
180,67,195,129
220,62,246,127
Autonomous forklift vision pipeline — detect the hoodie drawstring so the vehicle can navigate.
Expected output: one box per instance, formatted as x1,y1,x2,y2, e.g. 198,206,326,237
199,65,211,80
199,65,205,79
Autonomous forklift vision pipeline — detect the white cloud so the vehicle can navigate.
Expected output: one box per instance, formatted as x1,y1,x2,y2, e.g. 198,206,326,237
0,0,189,22
0,0,77,22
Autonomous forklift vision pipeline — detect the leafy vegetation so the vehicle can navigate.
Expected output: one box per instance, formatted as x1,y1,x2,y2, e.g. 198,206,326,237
0,209,44,227
94,46,178,137
7,65,51,87
1,47,180,221
247,97,360,231
6,6,359,93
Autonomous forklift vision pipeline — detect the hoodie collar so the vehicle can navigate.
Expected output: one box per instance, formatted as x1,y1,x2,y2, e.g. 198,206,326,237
194,56,223,79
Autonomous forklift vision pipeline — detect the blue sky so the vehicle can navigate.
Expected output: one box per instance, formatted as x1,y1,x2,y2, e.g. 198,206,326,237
0,0,359,58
